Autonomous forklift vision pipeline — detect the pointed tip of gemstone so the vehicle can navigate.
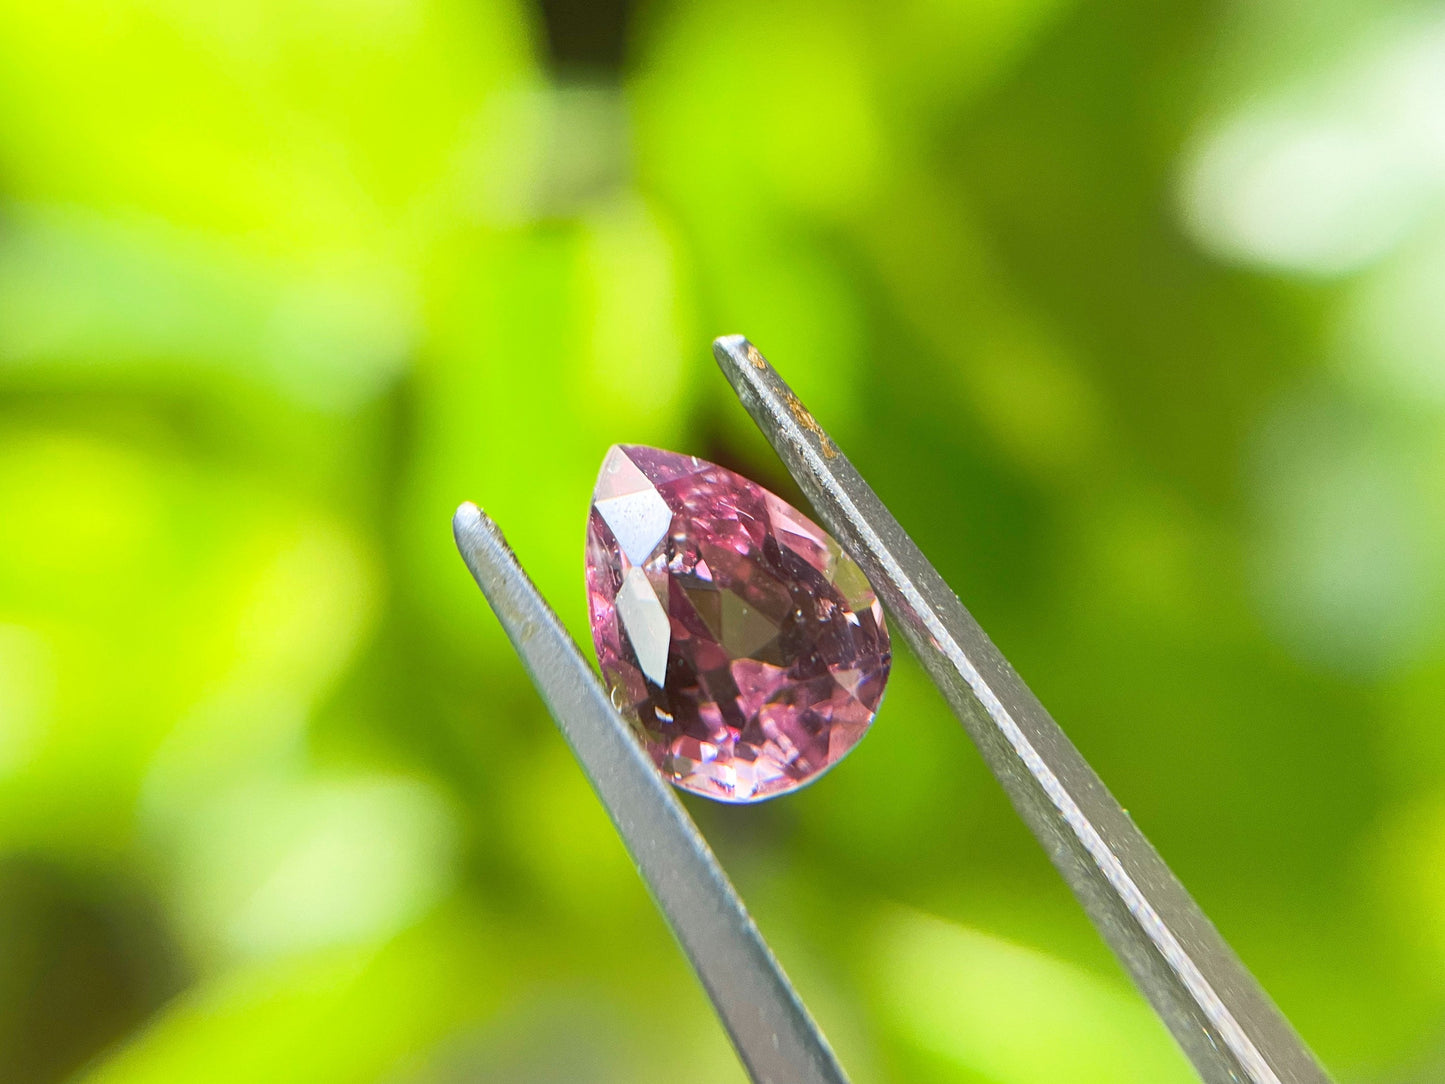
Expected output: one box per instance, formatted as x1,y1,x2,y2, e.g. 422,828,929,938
585,446,890,803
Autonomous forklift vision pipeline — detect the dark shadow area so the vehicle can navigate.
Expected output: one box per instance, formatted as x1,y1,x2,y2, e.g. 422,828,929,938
0,857,187,1083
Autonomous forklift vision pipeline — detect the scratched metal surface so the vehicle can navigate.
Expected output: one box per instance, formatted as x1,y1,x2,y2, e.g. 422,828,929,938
712,334,1333,1084
454,503,851,1084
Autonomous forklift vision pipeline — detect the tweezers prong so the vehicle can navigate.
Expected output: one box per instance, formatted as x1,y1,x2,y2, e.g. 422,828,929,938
713,335,1332,1084
453,503,850,1084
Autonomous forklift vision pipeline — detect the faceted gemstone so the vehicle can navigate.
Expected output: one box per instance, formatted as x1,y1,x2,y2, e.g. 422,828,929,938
585,445,891,802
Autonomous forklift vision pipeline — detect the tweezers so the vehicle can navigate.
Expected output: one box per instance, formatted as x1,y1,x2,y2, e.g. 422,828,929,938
453,335,1334,1084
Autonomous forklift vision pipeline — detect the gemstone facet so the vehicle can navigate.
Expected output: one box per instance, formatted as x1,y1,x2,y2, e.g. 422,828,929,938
585,445,891,802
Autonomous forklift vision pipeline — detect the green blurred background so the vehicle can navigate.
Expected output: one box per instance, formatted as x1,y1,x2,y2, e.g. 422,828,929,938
1,0,1443,1080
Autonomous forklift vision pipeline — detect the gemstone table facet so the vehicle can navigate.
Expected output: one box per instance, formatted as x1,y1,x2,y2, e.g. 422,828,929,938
586,445,891,802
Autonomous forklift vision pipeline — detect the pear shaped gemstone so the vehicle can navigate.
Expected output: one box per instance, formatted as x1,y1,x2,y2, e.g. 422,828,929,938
585,445,890,802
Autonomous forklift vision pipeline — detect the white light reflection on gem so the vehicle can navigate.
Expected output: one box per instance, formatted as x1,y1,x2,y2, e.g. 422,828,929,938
614,567,671,685
596,487,673,566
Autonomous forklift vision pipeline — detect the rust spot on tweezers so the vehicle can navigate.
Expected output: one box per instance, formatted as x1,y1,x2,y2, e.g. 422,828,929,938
784,391,838,459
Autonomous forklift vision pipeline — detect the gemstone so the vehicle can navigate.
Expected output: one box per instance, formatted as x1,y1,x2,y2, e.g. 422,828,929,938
585,445,891,802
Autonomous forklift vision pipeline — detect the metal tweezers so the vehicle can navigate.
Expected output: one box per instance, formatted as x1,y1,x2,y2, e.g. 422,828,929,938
453,335,1334,1084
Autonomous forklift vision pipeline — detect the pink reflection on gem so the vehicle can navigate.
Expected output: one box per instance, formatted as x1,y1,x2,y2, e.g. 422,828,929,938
586,445,890,802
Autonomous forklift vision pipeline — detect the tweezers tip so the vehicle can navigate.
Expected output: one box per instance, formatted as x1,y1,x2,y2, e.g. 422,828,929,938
713,332,749,352
453,501,507,564
453,500,483,536
712,334,758,372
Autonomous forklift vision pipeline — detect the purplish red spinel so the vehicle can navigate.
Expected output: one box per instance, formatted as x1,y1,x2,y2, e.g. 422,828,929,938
585,445,890,802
